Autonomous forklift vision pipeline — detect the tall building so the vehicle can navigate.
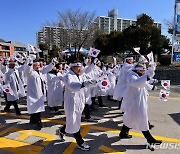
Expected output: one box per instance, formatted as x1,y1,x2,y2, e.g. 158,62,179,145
95,9,161,34
36,26,93,50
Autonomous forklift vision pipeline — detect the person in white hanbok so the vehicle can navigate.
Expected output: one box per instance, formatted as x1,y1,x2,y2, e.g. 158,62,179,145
90,60,107,109
113,57,136,109
24,59,55,129
119,63,162,146
47,64,64,112
3,59,25,115
106,63,118,100
83,58,97,121
58,60,96,151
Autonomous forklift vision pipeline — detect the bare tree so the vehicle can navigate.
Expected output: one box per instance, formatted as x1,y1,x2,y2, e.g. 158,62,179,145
164,19,174,35
57,9,97,58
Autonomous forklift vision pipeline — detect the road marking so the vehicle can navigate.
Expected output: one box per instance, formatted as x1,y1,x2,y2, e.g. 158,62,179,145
63,127,90,154
0,137,43,153
99,145,126,154
0,126,57,153
0,113,180,144
0,127,57,145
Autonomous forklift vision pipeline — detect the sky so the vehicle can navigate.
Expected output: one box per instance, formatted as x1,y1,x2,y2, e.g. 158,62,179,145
0,0,175,46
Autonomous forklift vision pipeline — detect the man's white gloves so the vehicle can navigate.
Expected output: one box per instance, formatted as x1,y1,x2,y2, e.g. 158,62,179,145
83,80,97,87
51,57,58,65
26,57,33,66
93,58,98,64
149,78,158,84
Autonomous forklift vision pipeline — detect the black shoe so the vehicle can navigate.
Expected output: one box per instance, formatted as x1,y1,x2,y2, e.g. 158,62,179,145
147,140,162,151
16,112,22,115
149,124,155,130
56,129,65,141
99,104,107,107
119,134,132,139
90,106,98,111
84,117,98,122
3,109,10,112
36,123,43,129
29,120,37,124
148,139,162,145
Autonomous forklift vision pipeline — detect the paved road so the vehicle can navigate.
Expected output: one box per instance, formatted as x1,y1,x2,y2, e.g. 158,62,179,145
0,85,180,154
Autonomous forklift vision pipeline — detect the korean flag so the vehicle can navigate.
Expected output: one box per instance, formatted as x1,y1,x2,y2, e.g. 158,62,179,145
97,75,110,92
13,53,24,63
161,80,170,91
27,44,36,54
133,47,140,54
88,48,100,57
159,89,170,101
1,84,13,95
0,72,5,83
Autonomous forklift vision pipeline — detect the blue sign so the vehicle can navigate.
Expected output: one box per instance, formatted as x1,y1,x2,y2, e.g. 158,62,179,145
173,53,180,62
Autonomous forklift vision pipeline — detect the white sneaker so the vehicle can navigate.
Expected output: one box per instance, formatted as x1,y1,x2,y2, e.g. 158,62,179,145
78,142,90,151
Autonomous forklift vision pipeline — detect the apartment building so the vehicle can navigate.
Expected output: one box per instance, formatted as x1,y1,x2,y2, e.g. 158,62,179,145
95,9,161,34
36,26,93,50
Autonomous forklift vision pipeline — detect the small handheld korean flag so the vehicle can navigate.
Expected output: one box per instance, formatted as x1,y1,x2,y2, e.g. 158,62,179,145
0,72,5,83
34,46,42,53
159,89,170,101
161,80,170,91
13,53,24,63
89,48,100,57
2,84,13,95
133,47,140,54
147,52,154,65
27,44,36,54
97,75,110,92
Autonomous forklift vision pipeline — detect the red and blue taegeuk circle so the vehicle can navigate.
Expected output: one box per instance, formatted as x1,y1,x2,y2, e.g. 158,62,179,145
5,89,10,93
162,94,166,98
163,82,168,86
102,80,108,86
93,51,97,55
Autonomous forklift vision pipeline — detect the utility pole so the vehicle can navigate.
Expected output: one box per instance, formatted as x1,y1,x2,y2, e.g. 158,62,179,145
171,0,176,64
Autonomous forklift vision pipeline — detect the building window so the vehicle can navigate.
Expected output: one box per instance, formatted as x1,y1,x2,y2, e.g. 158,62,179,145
2,45,10,50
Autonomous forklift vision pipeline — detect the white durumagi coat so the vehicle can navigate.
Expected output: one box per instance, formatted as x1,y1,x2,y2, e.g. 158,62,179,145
63,69,86,134
17,64,27,86
106,68,117,96
5,68,26,101
83,64,95,105
113,62,136,100
47,73,64,107
90,65,104,97
24,63,54,114
122,71,149,131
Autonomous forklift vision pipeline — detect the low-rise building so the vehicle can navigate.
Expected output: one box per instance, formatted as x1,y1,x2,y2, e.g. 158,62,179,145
0,41,27,57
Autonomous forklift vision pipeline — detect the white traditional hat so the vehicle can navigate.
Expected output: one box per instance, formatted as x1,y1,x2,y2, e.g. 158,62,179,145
69,62,82,67
125,56,134,61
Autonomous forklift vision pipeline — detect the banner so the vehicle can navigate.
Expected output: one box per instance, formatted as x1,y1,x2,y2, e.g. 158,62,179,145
173,53,180,62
